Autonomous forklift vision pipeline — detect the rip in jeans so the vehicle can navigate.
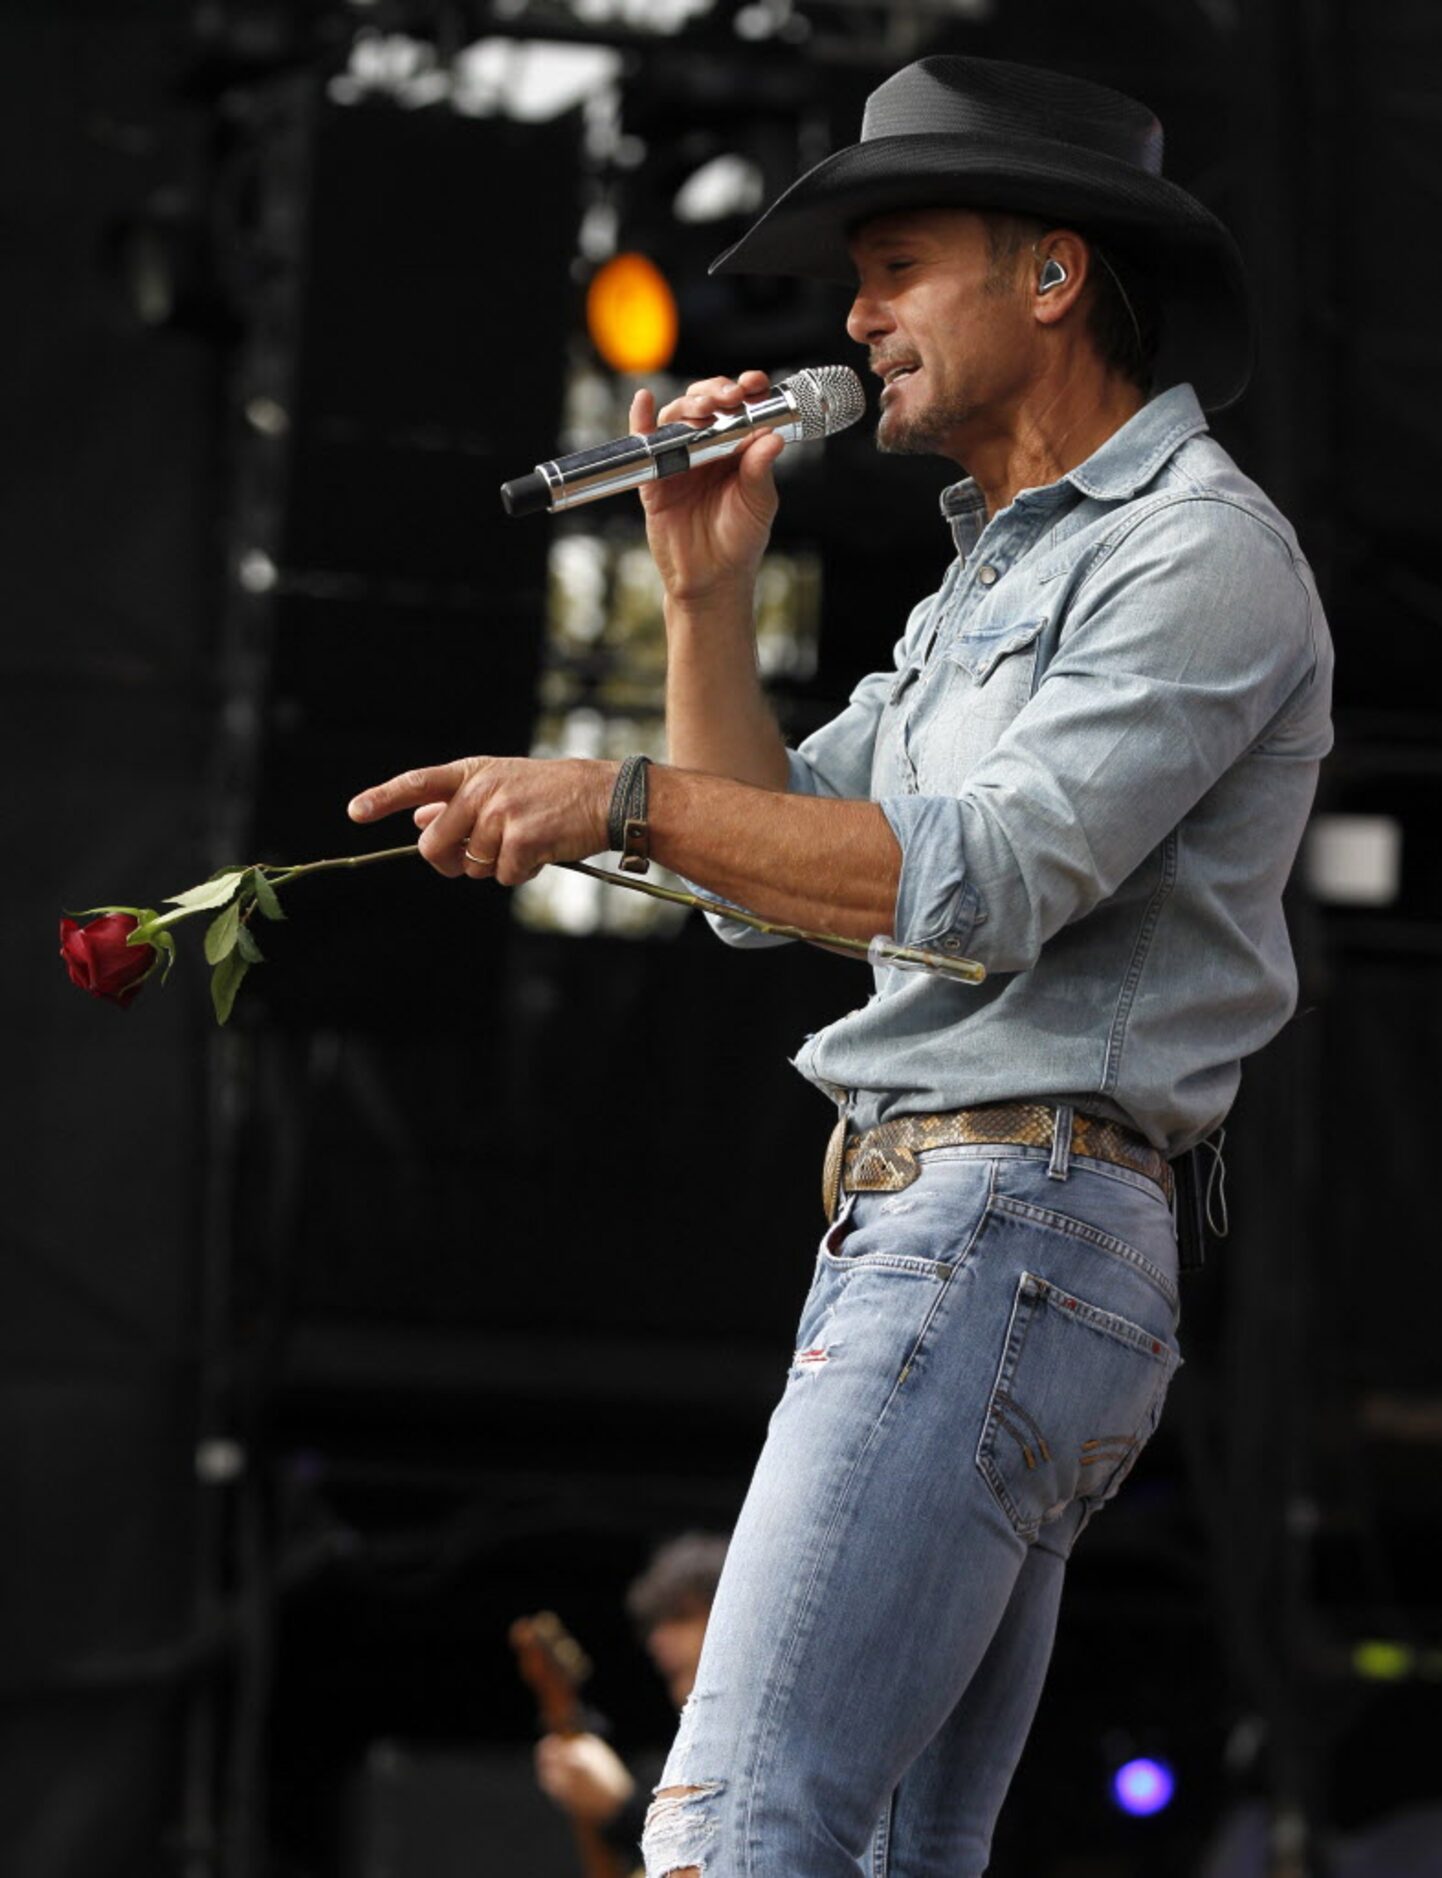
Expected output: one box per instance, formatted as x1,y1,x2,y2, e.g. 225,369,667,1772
641,1781,725,1877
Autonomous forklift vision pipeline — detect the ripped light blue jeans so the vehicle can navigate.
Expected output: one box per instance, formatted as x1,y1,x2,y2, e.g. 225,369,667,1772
642,1132,1182,1878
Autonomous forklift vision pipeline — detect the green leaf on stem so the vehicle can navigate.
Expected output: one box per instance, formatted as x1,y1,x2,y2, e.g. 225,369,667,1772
204,898,243,964
165,869,249,914
236,921,265,965
250,871,286,921
210,949,249,1025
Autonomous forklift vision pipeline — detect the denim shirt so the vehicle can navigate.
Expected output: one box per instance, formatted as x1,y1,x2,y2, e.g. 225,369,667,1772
712,384,1334,1155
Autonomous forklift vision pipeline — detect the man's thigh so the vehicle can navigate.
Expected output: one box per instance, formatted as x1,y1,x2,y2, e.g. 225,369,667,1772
642,1151,1181,1878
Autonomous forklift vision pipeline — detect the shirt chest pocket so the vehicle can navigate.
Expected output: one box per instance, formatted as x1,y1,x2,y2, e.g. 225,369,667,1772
915,618,1048,793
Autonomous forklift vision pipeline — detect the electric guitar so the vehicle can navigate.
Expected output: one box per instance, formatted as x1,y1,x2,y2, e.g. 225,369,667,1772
510,1610,635,1878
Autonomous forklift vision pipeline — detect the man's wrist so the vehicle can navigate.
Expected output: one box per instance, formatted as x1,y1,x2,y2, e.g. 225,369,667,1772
663,580,757,631
593,758,624,856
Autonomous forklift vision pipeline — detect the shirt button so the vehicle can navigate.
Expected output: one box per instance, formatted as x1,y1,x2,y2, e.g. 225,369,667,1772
977,564,999,586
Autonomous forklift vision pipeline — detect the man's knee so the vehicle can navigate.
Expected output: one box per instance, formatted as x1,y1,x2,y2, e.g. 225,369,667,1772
641,1781,723,1877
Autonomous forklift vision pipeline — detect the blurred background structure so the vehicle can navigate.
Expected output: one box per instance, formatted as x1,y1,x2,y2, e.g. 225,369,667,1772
5,0,1441,1873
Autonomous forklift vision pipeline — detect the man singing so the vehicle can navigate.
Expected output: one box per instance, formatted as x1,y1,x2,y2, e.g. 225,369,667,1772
349,55,1333,1877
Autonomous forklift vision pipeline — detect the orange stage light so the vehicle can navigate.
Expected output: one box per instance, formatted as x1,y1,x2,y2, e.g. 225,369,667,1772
586,251,679,374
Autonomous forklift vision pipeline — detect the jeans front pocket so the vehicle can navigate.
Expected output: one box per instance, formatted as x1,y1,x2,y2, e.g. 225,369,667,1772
976,1270,1179,1541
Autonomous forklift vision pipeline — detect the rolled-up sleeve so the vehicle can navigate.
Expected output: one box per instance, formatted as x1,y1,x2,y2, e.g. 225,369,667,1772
878,498,1326,972
878,793,987,957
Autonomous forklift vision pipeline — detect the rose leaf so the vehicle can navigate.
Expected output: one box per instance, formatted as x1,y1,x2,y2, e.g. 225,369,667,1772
236,922,265,965
251,872,286,922
166,870,249,914
204,899,244,965
210,950,249,1025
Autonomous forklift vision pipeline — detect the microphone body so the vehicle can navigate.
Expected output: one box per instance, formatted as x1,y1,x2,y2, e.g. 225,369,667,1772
500,366,865,518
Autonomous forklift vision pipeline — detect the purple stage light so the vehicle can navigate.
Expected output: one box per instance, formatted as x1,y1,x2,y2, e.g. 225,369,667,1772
1112,1757,1176,1816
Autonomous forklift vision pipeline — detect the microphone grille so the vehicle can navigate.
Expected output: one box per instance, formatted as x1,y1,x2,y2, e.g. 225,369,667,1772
785,365,867,442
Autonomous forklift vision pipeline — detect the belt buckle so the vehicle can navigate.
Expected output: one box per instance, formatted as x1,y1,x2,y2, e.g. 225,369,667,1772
840,1118,923,1198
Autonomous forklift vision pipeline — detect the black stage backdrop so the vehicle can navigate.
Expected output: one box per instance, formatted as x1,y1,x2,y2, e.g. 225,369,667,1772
0,5,211,1873
5,2,1442,1875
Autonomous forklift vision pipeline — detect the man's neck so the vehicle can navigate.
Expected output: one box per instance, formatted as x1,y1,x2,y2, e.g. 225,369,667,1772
959,370,1147,517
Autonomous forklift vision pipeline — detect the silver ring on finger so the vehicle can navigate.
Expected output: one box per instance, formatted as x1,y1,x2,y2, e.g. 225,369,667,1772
464,849,496,866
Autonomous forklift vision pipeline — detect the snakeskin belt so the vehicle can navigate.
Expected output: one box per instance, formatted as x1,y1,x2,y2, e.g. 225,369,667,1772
823,1102,1173,1220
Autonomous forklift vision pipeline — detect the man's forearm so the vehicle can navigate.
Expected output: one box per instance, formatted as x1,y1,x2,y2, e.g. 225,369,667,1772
663,588,791,792
648,764,900,941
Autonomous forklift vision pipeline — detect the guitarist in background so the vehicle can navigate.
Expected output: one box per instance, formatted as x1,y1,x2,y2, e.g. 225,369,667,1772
534,1534,728,1863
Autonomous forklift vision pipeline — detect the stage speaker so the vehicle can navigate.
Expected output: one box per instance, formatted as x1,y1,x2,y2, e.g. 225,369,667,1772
340,1740,584,1878
231,93,583,1016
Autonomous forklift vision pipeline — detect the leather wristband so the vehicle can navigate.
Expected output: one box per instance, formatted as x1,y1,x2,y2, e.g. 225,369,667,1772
607,754,652,875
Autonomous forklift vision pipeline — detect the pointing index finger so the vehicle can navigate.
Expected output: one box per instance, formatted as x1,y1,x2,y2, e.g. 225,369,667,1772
349,761,467,822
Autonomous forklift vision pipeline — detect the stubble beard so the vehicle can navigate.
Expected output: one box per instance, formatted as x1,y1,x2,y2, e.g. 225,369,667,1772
875,380,977,459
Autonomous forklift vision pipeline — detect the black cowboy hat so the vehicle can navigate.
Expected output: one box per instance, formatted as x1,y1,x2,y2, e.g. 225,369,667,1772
710,55,1253,411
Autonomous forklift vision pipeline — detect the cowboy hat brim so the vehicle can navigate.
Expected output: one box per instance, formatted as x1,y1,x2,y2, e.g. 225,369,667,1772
709,132,1254,411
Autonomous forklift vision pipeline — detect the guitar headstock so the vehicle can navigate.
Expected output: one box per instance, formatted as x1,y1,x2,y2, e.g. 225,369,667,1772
510,1610,593,1735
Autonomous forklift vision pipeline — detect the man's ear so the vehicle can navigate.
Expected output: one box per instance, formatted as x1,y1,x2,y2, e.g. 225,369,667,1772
1031,230,1089,325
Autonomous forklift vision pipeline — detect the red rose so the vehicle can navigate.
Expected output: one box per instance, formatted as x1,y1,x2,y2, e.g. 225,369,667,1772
58,913,155,1009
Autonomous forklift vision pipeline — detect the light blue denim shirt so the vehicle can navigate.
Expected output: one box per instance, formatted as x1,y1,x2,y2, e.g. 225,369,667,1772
711,384,1334,1154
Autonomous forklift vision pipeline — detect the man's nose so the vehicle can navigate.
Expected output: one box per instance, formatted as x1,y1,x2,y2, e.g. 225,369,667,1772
845,290,893,347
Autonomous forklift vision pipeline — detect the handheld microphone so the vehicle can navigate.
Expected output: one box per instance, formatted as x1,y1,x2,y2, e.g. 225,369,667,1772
499,365,866,518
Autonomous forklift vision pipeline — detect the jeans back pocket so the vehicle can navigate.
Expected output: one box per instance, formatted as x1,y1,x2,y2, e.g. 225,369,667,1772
976,1270,1180,1541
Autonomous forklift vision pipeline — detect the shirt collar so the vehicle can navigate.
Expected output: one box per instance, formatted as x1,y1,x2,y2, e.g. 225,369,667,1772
938,383,1209,552
1064,383,1209,499
938,478,988,557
